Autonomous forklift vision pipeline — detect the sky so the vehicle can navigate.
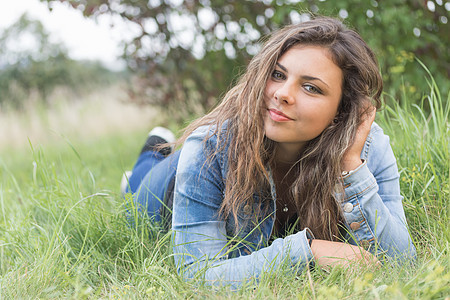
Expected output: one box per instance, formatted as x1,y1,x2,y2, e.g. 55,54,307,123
0,0,136,70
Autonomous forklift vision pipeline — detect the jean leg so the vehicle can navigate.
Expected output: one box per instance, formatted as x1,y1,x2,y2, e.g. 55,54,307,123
127,151,166,194
133,151,180,222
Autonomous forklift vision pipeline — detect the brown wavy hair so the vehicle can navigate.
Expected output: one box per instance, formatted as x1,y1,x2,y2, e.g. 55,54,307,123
177,16,383,240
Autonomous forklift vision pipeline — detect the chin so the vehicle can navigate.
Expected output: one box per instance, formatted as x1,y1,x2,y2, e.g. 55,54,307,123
264,130,290,143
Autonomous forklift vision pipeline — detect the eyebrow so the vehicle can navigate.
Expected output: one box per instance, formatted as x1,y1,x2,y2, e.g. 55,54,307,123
276,62,330,88
276,62,288,72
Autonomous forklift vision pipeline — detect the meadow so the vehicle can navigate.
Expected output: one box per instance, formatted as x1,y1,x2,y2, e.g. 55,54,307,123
0,76,448,299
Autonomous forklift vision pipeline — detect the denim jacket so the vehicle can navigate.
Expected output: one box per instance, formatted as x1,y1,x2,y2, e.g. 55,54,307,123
171,121,416,286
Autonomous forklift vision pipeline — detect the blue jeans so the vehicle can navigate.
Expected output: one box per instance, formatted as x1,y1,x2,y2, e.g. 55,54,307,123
126,150,181,222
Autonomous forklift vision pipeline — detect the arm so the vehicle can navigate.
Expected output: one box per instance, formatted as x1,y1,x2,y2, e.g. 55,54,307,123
172,127,313,287
338,110,416,262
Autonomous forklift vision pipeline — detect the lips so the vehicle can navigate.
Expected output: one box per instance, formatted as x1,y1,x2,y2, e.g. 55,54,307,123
268,108,293,122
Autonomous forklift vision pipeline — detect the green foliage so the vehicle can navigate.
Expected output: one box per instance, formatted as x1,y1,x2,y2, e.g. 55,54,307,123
0,73,448,298
0,14,124,109
40,0,449,120
378,68,449,251
0,131,190,298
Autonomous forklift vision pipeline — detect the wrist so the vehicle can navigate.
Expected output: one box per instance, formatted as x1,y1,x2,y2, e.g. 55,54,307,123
342,157,363,172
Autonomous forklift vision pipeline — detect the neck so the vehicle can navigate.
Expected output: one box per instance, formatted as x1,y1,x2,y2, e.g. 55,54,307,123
274,142,305,165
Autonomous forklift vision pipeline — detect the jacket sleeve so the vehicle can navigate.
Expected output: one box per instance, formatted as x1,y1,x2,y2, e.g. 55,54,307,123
171,127,313,287
339,123,416,263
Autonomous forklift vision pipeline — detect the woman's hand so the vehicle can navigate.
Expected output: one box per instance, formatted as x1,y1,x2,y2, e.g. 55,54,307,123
310,239,380,268
342,106,376,172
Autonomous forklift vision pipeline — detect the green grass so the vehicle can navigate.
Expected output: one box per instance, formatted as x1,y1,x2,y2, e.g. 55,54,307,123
0,79,449,299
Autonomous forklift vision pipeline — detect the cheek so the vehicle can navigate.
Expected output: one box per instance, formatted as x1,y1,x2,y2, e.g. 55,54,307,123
264,81,275,97
263,91,272,108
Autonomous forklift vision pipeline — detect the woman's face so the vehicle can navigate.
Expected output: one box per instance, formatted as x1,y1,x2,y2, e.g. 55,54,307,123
264,45,343,155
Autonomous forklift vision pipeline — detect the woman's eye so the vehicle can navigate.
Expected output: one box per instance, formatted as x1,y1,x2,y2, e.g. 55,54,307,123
304,84,322,94
271,70,285,80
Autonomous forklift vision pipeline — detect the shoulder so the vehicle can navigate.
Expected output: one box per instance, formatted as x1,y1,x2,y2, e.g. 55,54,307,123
362,122,398,175
183,120,231,152
178,120,232,173
175,122,230,202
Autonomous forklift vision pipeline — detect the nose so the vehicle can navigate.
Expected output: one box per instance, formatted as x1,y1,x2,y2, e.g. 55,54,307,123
274,82,295,105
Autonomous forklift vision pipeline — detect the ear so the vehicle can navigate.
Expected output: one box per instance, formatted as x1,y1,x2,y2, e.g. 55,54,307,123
333,109,341,124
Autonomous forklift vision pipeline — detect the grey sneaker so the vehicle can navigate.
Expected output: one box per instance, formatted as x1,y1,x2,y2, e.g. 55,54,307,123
140,126,176,156
121,127,176,195
120,170,133,195
149,127,176,143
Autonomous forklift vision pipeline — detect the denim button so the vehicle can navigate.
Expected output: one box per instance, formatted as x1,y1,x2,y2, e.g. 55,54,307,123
360,240,370,248
350,222,360,230
343,202,353,213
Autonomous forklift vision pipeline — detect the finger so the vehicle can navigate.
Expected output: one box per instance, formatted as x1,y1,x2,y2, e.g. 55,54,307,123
362,250,380,267
360,105,376,127
366,105,376,123
354,106,376,143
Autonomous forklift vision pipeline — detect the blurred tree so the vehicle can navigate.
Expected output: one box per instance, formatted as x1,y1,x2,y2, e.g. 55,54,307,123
40,0,449,118
0,14,65,107
0,14,122,109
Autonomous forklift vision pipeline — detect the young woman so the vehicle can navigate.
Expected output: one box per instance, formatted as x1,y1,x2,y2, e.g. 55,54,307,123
123,16,416,286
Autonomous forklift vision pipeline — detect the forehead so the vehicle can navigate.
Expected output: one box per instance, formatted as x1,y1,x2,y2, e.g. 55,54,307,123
279,44,334,62
277,45,342,82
